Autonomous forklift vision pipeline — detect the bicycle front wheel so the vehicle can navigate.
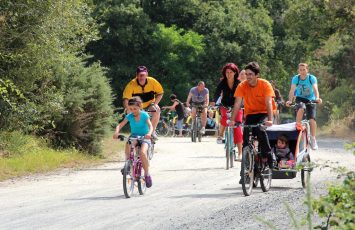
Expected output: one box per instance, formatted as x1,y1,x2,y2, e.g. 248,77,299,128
138,175,147,195
260,161,272,192
301,154,311,188
225,130,230,170
191,119,197,142
241,146,254,196
123,160,134,198
197,118,202,142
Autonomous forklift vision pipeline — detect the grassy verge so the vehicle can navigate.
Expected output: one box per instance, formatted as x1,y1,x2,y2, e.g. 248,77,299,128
0,131,125,181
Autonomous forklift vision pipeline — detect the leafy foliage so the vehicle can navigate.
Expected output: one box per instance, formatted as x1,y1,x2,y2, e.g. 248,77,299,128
0,1,113,153
312,172,355,229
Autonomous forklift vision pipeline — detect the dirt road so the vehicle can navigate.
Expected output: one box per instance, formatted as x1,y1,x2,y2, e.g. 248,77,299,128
0,137,353,230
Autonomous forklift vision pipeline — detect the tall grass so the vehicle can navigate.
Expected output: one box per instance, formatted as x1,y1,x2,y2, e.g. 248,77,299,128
0,132,104,181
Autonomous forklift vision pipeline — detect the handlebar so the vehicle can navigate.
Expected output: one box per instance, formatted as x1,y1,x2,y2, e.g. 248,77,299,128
116,135,146,142
288,100,318,108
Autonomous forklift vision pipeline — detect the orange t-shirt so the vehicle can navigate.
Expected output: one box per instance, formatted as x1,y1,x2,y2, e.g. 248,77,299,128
234,78,276,116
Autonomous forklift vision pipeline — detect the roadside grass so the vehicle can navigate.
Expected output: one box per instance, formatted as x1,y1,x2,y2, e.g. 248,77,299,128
0,131,125,181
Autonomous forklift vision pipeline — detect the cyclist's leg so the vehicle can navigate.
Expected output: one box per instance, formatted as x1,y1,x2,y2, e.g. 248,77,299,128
147,104,161,132
306,103,317,137
177,118,183,136
140,141,150,176
234,109,243,158
218,107,228,141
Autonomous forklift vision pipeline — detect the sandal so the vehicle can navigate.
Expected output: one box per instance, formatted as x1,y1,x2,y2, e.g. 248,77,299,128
217,136,223,144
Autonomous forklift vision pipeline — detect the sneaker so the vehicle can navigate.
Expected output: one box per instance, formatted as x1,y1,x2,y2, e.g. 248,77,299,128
216,137,223,144
236,155,242,162
145,175,153,188
311,137,318,150
200,127,205,134
296,123,303,131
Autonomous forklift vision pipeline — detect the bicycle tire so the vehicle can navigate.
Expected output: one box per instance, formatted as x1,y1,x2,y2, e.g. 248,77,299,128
301,154,311,188
123,160,134,198
148,143,154,160
229,128,234,169
138,175,147,195
156,121,169,136
241,146,254,196
198,118,202,142
260,163,272,192
225,129,230,170
191,119,197,142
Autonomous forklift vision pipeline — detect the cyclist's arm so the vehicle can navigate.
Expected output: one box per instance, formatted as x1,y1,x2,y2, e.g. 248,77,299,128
145,118,153,137
164,101,179,111
312,83,322,103
155,93,163,105
231,97,242,122
186,92,192,107
265,96,273,126
205,93,209,107
113,118,128,138
286,84,296,105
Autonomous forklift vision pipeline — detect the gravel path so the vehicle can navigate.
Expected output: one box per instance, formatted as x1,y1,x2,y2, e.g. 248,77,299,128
0,137,353,230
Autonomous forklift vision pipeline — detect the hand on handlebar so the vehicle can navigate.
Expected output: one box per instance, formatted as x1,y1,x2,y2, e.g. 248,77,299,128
315,98,322,104
285,101,292,107
264,120,273,127
227,120,236,126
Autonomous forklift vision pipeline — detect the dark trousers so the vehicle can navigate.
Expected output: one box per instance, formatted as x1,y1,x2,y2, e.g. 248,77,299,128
243,113,271,157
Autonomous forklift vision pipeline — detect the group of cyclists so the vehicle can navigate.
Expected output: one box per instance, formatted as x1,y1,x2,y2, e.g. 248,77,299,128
113,62,322,189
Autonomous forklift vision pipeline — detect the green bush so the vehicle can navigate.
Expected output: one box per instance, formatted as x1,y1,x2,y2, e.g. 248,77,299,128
312,172,355,229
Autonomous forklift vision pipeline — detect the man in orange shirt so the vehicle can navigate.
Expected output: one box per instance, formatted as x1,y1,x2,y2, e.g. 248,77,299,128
229,62,276,179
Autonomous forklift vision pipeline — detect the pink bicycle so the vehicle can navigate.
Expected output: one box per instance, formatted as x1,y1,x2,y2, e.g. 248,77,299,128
118,135,153,198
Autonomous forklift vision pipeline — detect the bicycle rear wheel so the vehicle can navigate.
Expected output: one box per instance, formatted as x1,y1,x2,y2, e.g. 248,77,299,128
123,160,134,198
260,162,272,192
241,146,254,196
156,121,169,136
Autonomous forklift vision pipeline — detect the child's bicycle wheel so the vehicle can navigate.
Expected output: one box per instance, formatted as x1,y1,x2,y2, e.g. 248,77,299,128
241,146,255,196
138,176,147,195
123,160,134,198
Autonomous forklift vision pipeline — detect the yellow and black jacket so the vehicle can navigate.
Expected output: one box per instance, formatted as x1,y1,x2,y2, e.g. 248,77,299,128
123,76,164,108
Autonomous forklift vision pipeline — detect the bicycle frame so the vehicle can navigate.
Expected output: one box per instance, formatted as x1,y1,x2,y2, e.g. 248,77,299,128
224,107,235,169
126,137,145,180
190,104,205,142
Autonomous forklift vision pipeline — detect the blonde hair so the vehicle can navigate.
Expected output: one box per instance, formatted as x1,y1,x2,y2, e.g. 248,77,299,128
298,63,308,69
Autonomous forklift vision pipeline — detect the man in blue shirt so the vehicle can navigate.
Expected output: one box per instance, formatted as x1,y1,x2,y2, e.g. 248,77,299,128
286,63,322,150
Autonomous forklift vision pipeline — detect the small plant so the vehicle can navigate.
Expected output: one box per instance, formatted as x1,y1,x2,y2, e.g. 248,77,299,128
312,171,355,229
